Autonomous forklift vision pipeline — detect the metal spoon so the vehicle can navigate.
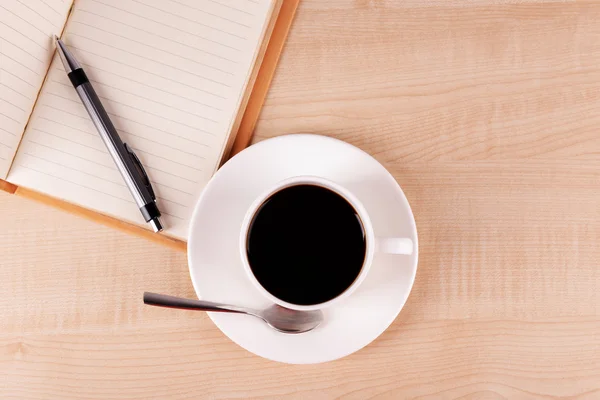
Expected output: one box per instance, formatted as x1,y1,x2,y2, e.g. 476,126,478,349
143,292,323,334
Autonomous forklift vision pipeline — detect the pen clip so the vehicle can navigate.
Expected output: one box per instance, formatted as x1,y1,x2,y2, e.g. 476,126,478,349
124,143,156,201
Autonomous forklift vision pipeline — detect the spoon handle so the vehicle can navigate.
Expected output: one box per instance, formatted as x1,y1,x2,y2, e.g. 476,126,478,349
143,292,247,314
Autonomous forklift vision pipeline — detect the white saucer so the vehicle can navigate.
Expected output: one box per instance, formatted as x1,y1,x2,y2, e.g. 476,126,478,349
187,134,418,364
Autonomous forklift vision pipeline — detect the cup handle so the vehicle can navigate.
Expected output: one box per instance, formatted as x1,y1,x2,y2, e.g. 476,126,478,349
375,237,414,255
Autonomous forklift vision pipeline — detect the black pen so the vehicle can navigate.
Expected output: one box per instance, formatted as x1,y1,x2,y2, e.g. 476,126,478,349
54,36,163,232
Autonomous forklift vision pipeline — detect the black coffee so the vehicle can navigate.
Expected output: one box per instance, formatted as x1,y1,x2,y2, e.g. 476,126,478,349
246,184,366,306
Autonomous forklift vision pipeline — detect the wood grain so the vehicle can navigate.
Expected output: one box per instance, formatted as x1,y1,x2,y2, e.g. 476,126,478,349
2,0,600,398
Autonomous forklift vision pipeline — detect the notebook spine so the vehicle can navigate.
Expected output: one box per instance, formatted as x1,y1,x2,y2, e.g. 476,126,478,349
0,180,17,194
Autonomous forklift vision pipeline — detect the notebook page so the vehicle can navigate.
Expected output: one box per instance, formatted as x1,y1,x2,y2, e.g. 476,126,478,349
8,0,278,239
0,0,72,178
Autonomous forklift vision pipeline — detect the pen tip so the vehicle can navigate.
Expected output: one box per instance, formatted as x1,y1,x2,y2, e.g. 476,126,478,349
149,217,163,233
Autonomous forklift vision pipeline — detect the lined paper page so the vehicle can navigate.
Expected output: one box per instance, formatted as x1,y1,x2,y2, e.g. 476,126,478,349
0,0,72,178
8,0,278,239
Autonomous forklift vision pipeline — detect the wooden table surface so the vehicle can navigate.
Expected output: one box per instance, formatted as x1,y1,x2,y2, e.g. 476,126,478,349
2,0,600,398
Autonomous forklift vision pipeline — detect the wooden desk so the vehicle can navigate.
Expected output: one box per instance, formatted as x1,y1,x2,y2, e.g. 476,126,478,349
2,1,599,398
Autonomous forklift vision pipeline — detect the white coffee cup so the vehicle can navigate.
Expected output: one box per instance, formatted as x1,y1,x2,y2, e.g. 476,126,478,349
239,176,413,311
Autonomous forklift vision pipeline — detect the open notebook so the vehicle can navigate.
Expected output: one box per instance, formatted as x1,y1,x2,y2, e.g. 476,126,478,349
0,0,297,245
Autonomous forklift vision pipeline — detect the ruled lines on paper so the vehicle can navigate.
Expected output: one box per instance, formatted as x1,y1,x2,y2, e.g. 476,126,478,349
0,0,73,178
8,0,276,239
